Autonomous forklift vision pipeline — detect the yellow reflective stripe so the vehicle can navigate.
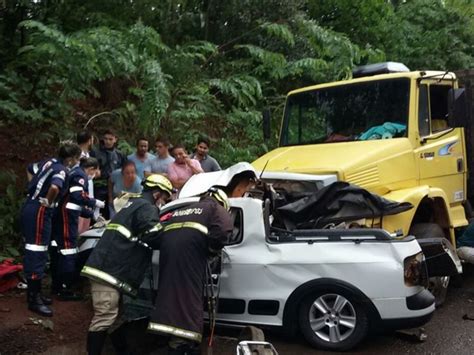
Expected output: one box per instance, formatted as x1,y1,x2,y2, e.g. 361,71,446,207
81,266,135,295
146,223,163,234
147,322,202,342
163,222,208,235
106,223,132,239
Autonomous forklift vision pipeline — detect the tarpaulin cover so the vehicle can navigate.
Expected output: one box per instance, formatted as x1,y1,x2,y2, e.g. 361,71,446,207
0,259,23,293
277,181,413,229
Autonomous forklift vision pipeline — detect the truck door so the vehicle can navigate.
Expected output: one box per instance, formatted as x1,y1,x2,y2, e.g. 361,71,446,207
415,83,466,207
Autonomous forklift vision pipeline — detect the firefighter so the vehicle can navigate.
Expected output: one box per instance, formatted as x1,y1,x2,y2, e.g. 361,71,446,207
50,157,104,300
81,174,173,355
21,141,82,317
148,187,233,355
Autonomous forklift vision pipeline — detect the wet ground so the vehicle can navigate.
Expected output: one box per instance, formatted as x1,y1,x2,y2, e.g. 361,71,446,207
1,265,474,354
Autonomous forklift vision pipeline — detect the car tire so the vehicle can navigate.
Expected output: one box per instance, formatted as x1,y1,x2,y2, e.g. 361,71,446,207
298,288,369,351
409,223,449,307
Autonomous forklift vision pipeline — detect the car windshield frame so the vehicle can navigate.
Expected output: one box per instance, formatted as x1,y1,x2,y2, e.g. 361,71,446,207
280,78,411,146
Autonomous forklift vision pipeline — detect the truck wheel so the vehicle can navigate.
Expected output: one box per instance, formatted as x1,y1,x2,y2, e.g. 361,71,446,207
409,223,449,307
298,290,369,351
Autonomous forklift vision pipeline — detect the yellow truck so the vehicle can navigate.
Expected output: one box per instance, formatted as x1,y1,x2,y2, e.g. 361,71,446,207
254,63,473,305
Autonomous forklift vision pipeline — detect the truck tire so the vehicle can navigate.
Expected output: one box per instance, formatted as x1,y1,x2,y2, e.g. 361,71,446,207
298,289,369,351
409,223,449,307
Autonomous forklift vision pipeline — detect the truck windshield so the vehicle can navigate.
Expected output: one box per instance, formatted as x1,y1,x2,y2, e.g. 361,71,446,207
280,78,410,146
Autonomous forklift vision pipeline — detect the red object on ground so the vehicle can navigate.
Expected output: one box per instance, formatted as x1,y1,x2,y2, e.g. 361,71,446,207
0,258,23,293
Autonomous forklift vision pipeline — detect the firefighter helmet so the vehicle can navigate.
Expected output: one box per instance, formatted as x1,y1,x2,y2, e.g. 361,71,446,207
142,174,173,195
208,187,230,211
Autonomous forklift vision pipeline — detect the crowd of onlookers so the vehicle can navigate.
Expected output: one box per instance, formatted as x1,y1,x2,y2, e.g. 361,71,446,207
80,129,221,220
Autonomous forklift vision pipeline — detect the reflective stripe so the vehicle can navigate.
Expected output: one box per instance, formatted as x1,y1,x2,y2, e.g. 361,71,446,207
106,223,132,239
69,186,83,193
147,322,202,342
163,222,208,235
25,244,48,252
32,169,53,200
52,173,65,181
32,163,39,174
146,223,163,234
81,266,135,295
66,202,82,211
60,248,79,255
50,240,58,247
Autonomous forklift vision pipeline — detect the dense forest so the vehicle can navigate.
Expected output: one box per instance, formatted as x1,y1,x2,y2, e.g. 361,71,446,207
0,0,473,253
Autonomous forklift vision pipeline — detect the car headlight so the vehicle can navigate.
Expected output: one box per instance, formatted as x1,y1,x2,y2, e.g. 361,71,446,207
404,252,428,287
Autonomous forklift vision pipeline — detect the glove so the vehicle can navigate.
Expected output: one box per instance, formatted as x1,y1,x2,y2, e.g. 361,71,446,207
93,207,101,221
95,199,105,209
39,197,53,208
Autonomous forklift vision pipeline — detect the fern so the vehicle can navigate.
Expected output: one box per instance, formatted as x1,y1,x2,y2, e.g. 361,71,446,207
261,22,295,47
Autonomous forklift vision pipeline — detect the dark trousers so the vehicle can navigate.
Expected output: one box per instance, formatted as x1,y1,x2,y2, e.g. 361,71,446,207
21,200,53,280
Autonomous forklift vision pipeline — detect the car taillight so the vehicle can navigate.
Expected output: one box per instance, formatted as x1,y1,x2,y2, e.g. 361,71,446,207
404,252,428,287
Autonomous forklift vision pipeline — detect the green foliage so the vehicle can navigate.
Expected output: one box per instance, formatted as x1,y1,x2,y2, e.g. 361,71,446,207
1,0,473,247
0,172,24,260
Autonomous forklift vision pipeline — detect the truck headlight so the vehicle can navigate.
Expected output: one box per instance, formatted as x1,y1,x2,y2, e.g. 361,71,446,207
404,252,428,287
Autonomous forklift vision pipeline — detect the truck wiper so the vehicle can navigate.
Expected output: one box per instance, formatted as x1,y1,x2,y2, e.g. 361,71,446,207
417,71,451,83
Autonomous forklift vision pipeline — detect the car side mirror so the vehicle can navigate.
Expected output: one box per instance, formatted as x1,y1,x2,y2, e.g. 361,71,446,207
262,109,271,140
448,88,468,128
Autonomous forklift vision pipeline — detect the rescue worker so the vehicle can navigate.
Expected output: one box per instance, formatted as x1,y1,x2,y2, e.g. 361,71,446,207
81,174,173,355
21,141,82,317
148,187,233,355
51,157,105,300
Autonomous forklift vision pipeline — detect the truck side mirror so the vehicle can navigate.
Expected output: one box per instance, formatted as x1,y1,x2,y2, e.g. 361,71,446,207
448,88,468,128
262,109,271,140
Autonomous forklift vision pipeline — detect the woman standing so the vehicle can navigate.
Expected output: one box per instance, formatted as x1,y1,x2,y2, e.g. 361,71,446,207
108,161,142,218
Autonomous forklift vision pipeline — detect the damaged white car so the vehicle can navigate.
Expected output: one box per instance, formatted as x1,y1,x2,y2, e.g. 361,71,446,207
79,163,461,351
160,163,440,351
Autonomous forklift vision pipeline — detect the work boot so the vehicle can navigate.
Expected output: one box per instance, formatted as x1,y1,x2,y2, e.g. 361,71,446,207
27,279,53,317
87,331,107,355
110,323,132,355
40,293,53,305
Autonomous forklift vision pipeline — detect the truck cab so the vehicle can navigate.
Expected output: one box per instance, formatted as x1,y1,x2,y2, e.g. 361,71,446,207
254,63,471,247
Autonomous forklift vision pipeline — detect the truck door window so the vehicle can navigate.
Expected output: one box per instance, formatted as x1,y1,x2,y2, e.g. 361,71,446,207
429,85,451,133
418,84,430,136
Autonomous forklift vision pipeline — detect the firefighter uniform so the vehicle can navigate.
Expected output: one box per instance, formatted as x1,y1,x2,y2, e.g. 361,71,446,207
51,165,102,297
82,174,173,355
22,158,67,281
148,194,232,351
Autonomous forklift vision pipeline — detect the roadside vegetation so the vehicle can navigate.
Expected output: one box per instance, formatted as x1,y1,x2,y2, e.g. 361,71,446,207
1,0,473,257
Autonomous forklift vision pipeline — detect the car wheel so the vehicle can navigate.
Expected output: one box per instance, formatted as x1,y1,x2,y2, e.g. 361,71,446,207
298,290,369,351
409,223,449,307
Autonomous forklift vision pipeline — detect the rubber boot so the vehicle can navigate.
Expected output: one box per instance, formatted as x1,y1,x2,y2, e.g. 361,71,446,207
40,293,53,305
87,331,107,355
27,279,53,317
110,323,131,355
57,272,83,301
